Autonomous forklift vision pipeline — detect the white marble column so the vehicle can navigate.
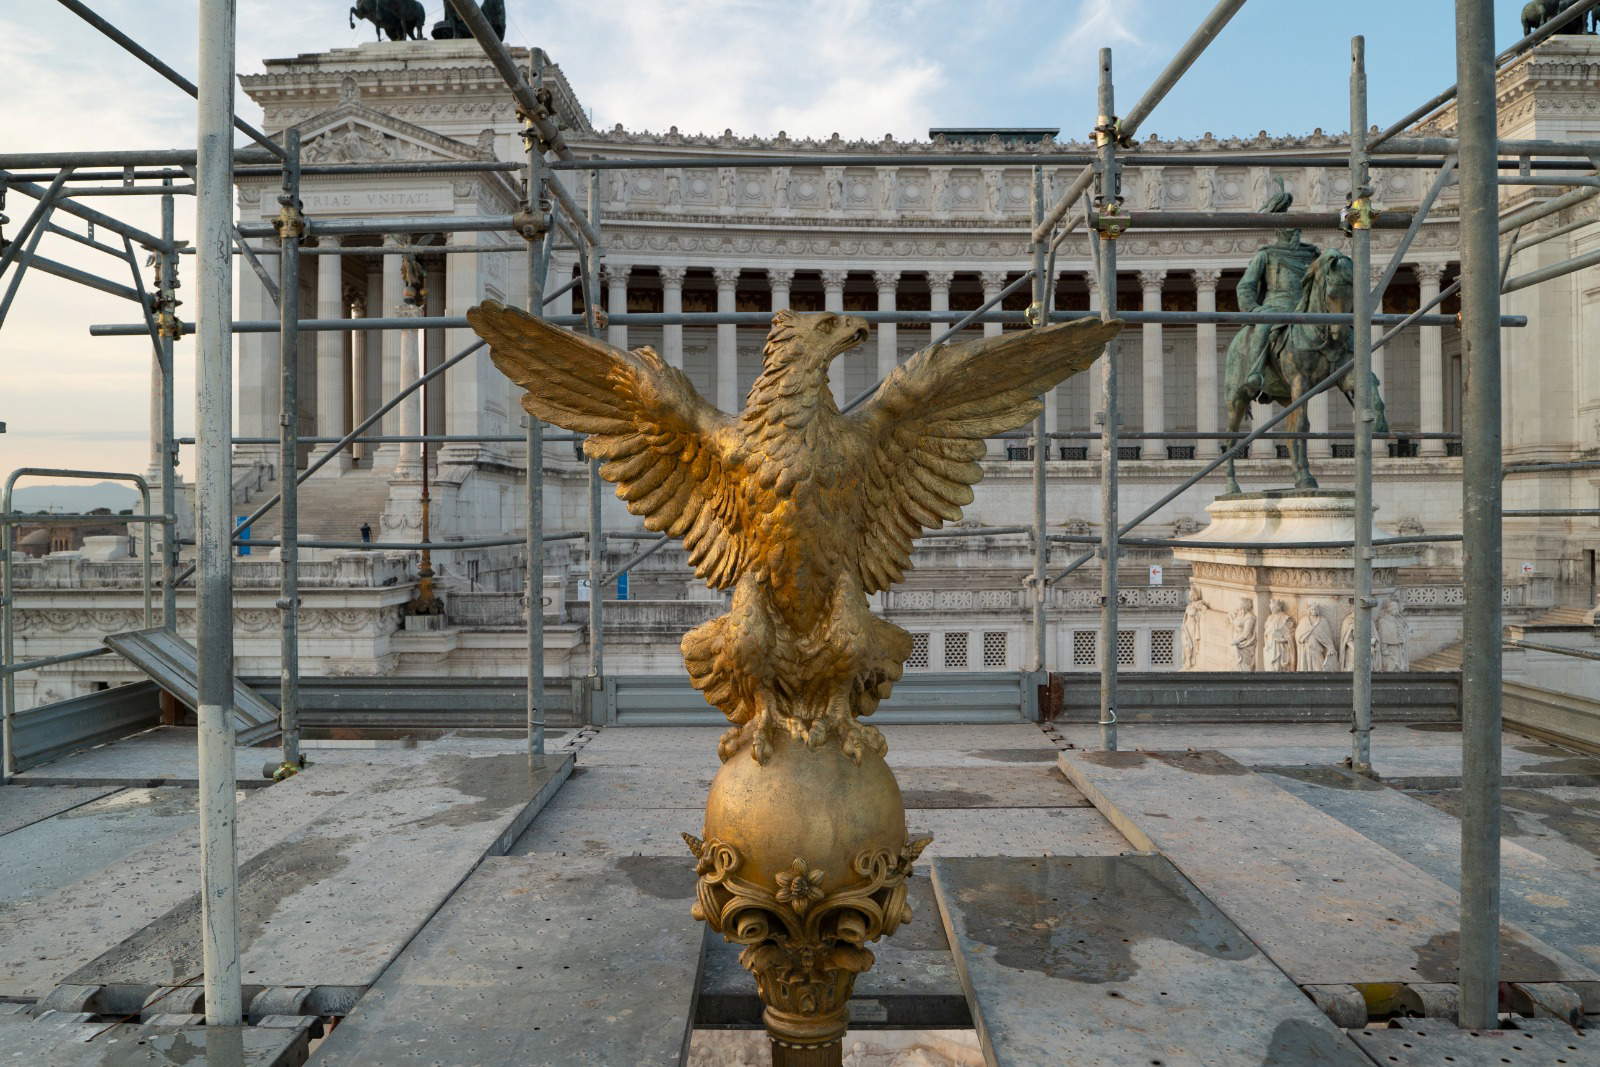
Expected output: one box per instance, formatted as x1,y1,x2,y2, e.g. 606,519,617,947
374,238,406,469
979,270,1006,339
1194,269,1222,457
348,290,368,466
927,270,952,349
236,248,278,464
1140,270,1166,451
714,267,740,412
768,267,794,313
607,265,629,351
314,239,351,474
821,269,848,406
1417,263,1446,456
397,304,423,475
874,270,898,380
660,266,686,369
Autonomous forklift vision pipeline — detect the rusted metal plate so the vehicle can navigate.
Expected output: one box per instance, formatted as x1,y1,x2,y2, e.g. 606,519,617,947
1060,749,1599,986
931,855,1370,1066
63,751,571,1013
1348,1016,1596,1066
311,856,701,1066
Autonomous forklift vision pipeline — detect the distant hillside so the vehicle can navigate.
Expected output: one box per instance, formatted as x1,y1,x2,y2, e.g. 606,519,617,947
8,482,141,515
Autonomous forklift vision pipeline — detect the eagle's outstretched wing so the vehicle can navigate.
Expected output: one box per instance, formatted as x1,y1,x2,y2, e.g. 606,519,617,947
468,300,749,588
848,317,1123,593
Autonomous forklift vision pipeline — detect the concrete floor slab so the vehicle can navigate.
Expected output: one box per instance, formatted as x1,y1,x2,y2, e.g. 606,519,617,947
0,784,119,836
0,788,196,904
0,1015,314,1066
908,809,1131,858
509,800,704,857
309,856,701,1066
1061,748,1599,986
63,751,571,1012
1268,768,1600,971
933,855,1369,1066
896,766,1089,808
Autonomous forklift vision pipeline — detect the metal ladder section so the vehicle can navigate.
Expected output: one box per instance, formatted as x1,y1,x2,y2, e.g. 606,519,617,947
103,628,279,745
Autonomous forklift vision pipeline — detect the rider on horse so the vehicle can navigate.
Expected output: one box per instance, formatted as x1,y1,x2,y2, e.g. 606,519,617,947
1237,186,1320,400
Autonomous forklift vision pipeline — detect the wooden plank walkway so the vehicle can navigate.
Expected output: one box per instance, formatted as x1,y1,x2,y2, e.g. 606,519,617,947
310,856,703,1066
1060,749,1600,987
931,855,1371,1066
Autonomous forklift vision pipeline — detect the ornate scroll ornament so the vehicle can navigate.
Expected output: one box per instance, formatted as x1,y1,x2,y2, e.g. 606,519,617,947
683,832,931,1044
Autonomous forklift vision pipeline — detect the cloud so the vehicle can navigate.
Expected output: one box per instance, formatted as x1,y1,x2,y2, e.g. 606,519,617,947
1028,0,1148,86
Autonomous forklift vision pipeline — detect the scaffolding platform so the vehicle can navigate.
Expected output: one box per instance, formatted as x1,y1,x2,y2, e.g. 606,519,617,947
104,627,280,745
1059,747,1600,990
932,855,1372,1066
0,1011,316,1067
0,733,572,1015
309,856,703,1066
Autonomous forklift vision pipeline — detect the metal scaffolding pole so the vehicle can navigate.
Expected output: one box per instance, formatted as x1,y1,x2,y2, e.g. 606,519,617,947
1456,0,1505,1030
524,87,550,760
159,183,178,629
1029,169,1049,672
583,172,605,725
0,169,71,278
1349,38,1376,777
1095,48,1121,753
193,0,241,1027
275,130,304,774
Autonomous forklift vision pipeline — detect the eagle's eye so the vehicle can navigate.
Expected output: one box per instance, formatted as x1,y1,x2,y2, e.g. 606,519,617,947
815,316,836,335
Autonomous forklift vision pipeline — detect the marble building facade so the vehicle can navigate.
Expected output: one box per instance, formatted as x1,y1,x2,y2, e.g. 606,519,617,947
11,36,1600,707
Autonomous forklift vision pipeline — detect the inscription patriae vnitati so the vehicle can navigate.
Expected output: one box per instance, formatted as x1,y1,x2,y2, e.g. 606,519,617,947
302,187,453,214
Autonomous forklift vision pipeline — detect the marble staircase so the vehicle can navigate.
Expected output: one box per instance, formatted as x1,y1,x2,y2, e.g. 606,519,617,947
233,468,393,547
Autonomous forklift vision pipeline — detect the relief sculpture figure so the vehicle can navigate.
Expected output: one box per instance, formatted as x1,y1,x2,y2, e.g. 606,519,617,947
1230,598,1257,670
469,300,1120,1059
1296,602,1338,671
1263,599,1296,672
1181,586,1206,669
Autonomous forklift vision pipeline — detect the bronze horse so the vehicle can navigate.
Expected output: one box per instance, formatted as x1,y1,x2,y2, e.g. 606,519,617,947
1222,248,1388,493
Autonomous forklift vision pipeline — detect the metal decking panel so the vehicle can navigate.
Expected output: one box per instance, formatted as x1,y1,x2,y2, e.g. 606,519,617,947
931,855,1371,1067
310,855,702,1066
607,671,1029,726
1059,749,1600,987
0,1015,314,1067
103,628,279,743
9,681,162,772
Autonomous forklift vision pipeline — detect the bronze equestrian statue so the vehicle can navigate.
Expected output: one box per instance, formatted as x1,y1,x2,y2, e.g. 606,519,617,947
349,0,425,41
1523,0,1597,36
432,0,506,40
1222,190,1388,493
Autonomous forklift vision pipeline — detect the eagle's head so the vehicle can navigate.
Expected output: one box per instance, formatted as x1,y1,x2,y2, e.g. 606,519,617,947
762,310,870,372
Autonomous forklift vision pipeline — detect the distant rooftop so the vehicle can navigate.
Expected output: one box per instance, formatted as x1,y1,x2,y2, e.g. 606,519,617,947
929,128,1062,144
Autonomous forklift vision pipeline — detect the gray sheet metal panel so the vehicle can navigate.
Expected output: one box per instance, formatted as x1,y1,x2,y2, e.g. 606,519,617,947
1059,749,1599,986
1265,767,1600,972
104,629,278,742
9,681,161,771
1053,671,1459,724
62,752,573,1014
309,855,701,1066
1348,1016,1596,1066
931,855,1371,1066
610,671,1028,726
0,1014,314,1066
245,676,579,728
0,787,197,906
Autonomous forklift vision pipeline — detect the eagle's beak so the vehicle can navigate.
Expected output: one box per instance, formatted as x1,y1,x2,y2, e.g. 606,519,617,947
829,317,871,358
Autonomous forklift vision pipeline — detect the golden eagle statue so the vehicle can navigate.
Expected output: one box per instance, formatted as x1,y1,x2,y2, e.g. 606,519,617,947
469,302,1121,763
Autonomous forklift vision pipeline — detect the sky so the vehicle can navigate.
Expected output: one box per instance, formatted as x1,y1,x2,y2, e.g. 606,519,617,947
0,1,1551,482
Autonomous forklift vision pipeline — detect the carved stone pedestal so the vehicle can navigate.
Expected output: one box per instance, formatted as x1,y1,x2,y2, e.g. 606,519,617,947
1173,490,1417,672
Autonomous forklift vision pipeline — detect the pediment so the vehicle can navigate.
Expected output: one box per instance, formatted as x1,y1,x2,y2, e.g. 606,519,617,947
289,102,492,166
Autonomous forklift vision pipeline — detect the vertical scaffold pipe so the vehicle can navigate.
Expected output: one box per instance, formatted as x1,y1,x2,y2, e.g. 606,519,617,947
1030,167,1049,673
525,106,548,759
584,171,605,724
276,129,303,774
1096,48,1121,752
194,0,242,1027
1456,0,1505,1030
1349,38,1376,776
159,184,178,630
